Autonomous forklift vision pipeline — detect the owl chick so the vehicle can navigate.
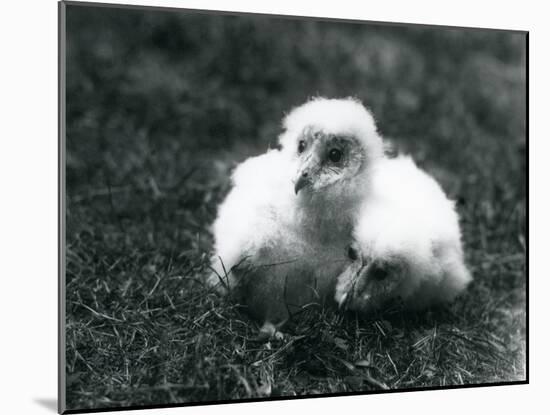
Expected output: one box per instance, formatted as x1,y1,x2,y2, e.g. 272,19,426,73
334,156,472,313
208,98,384,328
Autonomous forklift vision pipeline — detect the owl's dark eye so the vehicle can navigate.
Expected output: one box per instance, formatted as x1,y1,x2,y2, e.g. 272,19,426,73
328,148,343,163
298,140,306,154
347,245,359,261
371,265,389,281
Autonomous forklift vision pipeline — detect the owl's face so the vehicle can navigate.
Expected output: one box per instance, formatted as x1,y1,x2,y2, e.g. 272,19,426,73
292,126,366,195
335,244,406,313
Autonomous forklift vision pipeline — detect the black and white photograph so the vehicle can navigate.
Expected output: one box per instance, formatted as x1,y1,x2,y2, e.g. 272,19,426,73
59,1,527,413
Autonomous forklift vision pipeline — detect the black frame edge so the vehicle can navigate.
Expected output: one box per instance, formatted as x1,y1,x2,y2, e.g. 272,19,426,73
62,0,528,34
59,1,67,414
62,381,528,414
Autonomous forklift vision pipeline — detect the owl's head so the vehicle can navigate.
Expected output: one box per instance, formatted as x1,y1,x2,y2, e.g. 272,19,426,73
279,97,384,195
336,243,408,313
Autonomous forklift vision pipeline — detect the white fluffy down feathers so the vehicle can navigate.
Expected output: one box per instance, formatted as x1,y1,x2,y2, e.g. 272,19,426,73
279,97,384,164
342,156,471,311
208,97,471,324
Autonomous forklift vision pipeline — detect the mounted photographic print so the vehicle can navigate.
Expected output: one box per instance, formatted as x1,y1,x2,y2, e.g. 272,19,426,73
58,1,528,413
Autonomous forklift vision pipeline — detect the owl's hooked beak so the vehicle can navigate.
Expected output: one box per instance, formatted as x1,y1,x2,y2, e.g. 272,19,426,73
294,170,312,194
294,140,323,194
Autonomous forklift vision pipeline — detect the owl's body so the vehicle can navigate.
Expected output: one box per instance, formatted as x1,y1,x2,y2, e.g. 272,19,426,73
208,149,356,324
334,156,471,312
208,98,471,327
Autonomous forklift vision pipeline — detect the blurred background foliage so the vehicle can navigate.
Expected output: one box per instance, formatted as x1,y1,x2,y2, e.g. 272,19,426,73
66,5,526,194
65,4,526,410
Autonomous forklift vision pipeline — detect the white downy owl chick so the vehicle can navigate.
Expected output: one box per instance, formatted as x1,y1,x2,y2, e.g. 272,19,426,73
335,156,472,313
208,98,385,331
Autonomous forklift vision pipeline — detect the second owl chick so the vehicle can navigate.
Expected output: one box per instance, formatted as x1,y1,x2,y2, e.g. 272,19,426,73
335,156,472,313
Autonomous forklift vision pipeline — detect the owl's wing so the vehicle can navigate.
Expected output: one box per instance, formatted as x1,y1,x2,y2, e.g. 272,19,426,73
208,149,294,291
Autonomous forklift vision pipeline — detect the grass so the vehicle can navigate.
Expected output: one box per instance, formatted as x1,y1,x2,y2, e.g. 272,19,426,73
64,4,526,411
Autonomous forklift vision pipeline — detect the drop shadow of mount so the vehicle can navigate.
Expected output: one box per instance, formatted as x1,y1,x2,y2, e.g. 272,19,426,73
34,398,57,413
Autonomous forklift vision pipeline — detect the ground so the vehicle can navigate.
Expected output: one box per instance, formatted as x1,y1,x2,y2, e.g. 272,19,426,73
64,4,527,411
